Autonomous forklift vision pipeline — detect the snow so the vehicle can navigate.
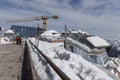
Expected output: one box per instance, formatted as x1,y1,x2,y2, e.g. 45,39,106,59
87,36,110,47
69,30,78,33
5,29,14,34
0,37,12,44
27,37,116,80
105,38,120,78
107,58,120,78
78,30,89,35
41,30,61,37
66,37,91,53
68,29,89,35
40,30,63,41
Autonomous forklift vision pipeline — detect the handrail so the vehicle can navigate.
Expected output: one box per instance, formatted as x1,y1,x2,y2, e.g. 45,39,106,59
29,40,71,80
21,42,34,80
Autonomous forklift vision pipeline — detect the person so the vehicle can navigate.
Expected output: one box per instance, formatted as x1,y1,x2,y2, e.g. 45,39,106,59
19,36,22,45
15,36,19,45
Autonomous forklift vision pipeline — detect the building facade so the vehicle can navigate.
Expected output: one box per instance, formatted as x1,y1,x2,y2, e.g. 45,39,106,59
11,25,37,38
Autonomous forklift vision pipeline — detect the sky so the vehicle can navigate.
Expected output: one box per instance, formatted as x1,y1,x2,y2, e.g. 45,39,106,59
0,0,120,38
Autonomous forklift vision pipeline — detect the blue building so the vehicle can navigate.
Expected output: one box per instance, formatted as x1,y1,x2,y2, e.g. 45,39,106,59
10,25,37,38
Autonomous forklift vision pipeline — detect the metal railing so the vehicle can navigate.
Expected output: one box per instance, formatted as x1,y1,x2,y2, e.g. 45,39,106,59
21,42,33,80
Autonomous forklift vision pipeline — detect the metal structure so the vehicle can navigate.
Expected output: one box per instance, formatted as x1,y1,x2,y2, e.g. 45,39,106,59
7,15,58,30
64,25,67,49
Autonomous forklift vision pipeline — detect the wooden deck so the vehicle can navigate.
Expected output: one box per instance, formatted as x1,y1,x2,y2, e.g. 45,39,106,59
0,44,23,80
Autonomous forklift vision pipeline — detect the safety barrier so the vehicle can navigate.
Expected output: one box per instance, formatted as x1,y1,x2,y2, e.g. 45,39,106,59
29,40,71,80
21,42,39,80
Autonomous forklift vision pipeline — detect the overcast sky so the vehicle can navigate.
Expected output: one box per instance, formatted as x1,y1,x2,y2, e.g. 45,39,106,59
0,0,120,38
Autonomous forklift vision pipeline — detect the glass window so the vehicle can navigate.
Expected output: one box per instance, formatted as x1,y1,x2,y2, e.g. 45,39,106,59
79,38,95,49
97,56,103,65
90,55,97,63
101,53,108,64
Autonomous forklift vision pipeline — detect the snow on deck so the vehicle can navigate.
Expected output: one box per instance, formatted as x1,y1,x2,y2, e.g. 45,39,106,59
0,37,11,44
28,37,115,80
87,36,110,47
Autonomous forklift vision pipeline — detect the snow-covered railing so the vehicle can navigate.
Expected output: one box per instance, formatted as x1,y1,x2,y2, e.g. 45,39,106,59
29,40,71,80
21,42,39,80
66,37,92,53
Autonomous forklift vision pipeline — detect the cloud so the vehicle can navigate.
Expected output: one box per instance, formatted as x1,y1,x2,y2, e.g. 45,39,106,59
0,0,120,37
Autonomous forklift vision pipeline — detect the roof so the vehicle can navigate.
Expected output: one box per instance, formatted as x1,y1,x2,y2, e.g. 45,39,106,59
5,30,14,34
70,31,78,33
87,36,110,47
41,30,61,37
78,30,89,35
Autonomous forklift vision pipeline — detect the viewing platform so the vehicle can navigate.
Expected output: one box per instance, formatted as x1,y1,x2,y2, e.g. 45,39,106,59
0,44,24,80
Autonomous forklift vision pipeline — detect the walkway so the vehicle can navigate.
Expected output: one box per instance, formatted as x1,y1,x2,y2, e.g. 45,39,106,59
0,44,23,80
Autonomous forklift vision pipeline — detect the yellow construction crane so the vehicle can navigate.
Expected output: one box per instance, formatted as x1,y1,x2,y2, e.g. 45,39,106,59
7,15,58,30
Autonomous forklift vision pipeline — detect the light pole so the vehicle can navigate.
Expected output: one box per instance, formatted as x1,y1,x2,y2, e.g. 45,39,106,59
64,25,67,49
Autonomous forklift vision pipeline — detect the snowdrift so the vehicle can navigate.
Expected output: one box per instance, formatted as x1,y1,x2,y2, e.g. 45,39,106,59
27,37,117,80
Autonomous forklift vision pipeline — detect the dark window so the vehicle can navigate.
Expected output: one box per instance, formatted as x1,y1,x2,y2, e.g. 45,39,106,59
79,38,94,49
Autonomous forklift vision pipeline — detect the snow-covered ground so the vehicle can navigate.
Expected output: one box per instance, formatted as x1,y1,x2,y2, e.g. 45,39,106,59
27,37,117,80
107,58,120,78
105,38,120,78
0,37,13,44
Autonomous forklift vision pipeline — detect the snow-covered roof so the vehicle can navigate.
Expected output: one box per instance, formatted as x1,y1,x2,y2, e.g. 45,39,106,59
70,30,78,33
68,29,78,33
5,30,14,34
87,36,110,47
78,30,89,35
41,30,61,37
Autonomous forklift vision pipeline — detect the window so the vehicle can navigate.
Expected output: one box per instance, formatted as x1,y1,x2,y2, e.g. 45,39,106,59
90,55,97,63
101,53,108,64
79,38,94,49
52,33,58,35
